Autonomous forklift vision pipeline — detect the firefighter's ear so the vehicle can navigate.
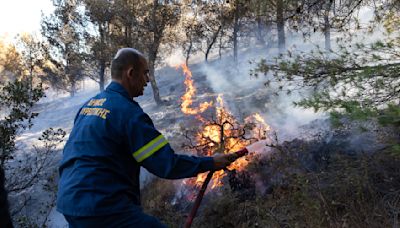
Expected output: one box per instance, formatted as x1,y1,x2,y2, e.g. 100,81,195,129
127,67,135,78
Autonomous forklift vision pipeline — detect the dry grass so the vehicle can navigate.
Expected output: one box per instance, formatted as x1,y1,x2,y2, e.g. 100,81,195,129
142,146,400,228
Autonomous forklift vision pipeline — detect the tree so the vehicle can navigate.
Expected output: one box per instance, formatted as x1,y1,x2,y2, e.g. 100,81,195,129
251,0,400,127
80,0,116,91
179,1,233,63
41,0,86,97
244,0,304,53
180,4,207,65
143,0,181,104
262,0,301,53
107,0,181,104
17,34,49,89
291,0,369,51
227,0,252,63
0,83,44,166
0,41,45,227
276,0,286,52
0,41,24,82
199,2,230,62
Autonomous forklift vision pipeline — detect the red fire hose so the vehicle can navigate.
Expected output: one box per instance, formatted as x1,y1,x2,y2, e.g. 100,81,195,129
184,148,249,228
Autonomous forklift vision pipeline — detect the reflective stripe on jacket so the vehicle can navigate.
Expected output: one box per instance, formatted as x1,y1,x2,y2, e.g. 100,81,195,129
57,81,214,216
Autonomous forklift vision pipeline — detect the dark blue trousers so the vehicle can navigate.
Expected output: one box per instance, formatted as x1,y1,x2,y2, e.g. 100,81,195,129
64,210,167,228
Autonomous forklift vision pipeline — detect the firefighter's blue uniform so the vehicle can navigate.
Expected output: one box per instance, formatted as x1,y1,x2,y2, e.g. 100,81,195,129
57,82,214,227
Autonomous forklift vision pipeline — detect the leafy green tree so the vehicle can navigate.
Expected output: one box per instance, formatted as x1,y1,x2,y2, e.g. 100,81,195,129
0,42,45,226
17,34,49,89
0,82,44,164
252,1,399,150
41,0,86,97
184,2,231,62
180,3,208,64
261,0,302,52
294,0,368,51
140,0,181,104
80,0,116,91
102,0,180,104
258,27,398,111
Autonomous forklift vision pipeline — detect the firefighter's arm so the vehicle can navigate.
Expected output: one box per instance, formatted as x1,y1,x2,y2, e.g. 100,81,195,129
126,114,237,179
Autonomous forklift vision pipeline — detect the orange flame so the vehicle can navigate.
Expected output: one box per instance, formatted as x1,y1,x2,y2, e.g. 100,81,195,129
178,63,213,115
193,96,270,189
176,64,272,190
245,113,271,140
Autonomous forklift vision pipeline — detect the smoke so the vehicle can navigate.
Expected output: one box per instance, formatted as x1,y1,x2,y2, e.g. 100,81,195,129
175,7,379,142
140,168,155,188
190,50,329,142
165,50,185,67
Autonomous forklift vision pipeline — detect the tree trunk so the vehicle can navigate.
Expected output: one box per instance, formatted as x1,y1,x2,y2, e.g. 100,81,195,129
186,37,192,66
147,0,163,105
148,52,162,105
29,55,34,90
233,4,240,63
99,61,105,92
219,28,224,60
276,0,285,53
256,16,265,46
324,0,332,51
265,21,273,49
70,79,76,97
205,25,222,62
99,24,106,92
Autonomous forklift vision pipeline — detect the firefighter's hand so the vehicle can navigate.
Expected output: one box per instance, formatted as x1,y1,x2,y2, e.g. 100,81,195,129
212,153,239,170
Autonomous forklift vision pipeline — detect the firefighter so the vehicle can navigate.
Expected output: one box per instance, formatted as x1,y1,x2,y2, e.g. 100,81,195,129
57,48,240,227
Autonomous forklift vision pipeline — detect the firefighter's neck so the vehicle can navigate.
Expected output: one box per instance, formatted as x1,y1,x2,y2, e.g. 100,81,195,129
112,78,135,99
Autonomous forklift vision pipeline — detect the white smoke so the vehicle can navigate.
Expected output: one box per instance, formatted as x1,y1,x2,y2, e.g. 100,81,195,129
191,50,328,142
180,6,379,142
165,50,185,67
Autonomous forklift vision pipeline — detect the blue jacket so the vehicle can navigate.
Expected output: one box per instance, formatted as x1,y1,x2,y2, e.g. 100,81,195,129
57,82,214,216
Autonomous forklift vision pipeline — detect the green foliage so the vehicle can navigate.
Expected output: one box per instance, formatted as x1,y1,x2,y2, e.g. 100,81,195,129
41,0,86,96
378,104,400,127
253,20,400,128
378,104,400,156
0,80,44,164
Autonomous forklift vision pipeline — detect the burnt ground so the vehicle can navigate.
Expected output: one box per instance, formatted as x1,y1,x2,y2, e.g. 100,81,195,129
142,113,399,228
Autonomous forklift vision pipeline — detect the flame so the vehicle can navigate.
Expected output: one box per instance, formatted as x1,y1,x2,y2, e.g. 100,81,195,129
193,96,268,189
178,63,213,115
176,64,272,191
254,113,267,125
245,113,271,139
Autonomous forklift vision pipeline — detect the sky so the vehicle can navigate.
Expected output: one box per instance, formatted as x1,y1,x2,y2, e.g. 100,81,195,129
0,0,54,43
